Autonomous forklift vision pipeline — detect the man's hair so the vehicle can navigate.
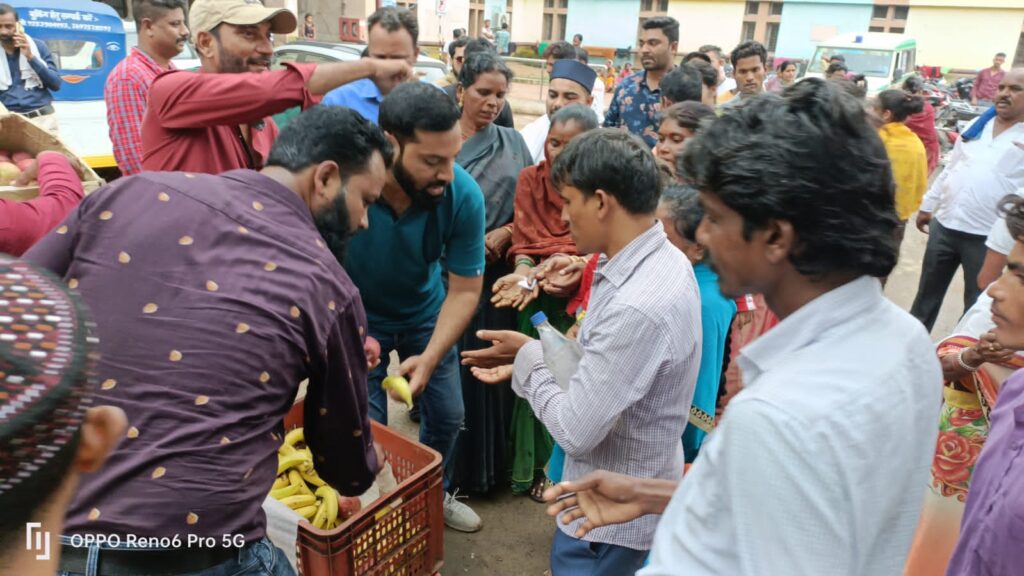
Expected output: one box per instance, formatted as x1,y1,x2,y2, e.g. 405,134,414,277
380,82,462,143
573,33,583,42
829,53,846,63
698,44,722,59
661,63,703,104
266,106,393,175
305,12,312,18
1000,194,1024,241
730,40,767,67
661,184,703,242
542,40,576,61
662,101,715,131
575,47,589,64
641,16,679,44
996,52,1007,58
465,37,495,56
459,51,513,88
691,60,718,88
683,51,712,65
877,89,924,121
0,4,18,21
133,0,187,28
552,129,661,215
367,6,419,46
448,35,470,58
453,28,464,39
682,79,899,278
826,62,848,76
501,23,508,30
550,103,599,131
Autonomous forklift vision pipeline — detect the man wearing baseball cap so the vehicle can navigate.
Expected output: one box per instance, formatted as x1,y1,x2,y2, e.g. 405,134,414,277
141,0,411,174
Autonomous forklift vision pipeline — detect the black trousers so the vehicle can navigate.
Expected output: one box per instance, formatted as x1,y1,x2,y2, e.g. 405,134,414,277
910,219,988,332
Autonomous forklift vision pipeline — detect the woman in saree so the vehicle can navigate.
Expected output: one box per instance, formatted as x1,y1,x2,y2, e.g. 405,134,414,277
904,289,1024,575
449,51,533,494
489,104,598,500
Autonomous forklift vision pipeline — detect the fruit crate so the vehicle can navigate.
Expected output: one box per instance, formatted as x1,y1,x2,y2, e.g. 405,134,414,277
284,401,444,576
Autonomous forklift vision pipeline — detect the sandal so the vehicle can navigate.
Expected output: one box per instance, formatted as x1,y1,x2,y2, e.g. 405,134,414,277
528,475,551,503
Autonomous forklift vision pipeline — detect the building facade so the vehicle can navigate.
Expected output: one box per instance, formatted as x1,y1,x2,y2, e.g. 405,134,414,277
92,0,1024,68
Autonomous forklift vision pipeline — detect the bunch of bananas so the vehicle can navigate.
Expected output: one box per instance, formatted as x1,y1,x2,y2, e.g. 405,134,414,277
270,427,347,530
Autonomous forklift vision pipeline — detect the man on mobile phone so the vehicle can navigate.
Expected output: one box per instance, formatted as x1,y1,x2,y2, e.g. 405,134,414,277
0,3,61,135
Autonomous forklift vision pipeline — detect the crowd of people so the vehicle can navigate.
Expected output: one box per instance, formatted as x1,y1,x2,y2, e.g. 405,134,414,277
1,1,1024,575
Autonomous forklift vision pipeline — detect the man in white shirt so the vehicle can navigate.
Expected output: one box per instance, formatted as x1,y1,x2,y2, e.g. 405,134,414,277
698,44,735,96
911,68,1024,331
543,79,943,576
520,59,595,164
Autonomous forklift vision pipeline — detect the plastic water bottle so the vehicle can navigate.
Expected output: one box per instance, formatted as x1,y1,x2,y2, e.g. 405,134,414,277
532,311,583,391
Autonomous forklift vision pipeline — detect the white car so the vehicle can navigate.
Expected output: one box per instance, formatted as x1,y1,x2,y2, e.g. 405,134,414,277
273,41,448,84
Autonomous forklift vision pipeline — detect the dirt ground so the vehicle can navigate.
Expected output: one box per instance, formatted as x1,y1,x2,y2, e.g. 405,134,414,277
384,85,965,575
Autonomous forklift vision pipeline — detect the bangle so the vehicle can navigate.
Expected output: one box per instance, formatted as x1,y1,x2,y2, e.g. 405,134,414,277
957,348,979,372
503,224,514,234
515,257,535,268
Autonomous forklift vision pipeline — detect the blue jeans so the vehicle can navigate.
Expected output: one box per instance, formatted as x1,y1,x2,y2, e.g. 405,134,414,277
57,536,294,576
550,528,647,576
368,317,464,490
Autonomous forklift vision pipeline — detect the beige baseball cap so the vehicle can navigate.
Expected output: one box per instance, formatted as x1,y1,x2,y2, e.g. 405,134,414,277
190,0,297,36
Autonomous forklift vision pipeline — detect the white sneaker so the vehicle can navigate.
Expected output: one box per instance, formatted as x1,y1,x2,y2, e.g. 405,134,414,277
444,490,482,532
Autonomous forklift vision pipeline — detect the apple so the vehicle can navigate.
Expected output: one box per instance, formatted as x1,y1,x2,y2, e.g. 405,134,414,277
16,158,34,172
12,151,32,164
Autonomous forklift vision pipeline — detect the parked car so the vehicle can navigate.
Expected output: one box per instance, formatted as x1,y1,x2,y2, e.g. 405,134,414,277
273,41,448,84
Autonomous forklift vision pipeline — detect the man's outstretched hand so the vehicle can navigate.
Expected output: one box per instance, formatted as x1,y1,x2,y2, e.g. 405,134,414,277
543,470,677,538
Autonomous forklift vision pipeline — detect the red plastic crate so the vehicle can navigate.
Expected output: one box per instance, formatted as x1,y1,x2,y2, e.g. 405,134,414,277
284,401,444,576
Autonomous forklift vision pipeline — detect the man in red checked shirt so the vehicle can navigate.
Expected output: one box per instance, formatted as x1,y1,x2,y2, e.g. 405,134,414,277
105,0,190,176
141,0,412,174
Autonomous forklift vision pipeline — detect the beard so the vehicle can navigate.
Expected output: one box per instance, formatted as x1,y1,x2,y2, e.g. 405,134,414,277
0,34,13,45
216,43,271,73
393,148,446,211
314,190,355,265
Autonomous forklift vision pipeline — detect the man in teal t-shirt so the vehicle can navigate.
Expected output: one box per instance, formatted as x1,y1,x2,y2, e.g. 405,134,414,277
344,82,486,532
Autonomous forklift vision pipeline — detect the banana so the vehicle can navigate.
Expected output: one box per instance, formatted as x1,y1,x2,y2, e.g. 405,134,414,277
316,486,339,528
300,468,326,487
272,475,289,490
311,500,329,529
278,443,297,456
277,452,308,475
284,427,304,448
280,494,317,509
381,375,413,409
288,470,313,495
270,482,301,500
294,505,319,520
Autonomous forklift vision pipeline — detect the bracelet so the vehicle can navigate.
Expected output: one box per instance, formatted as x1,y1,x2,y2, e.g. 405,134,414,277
515,257,535,268
957,348,979,373
503,224,514,234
